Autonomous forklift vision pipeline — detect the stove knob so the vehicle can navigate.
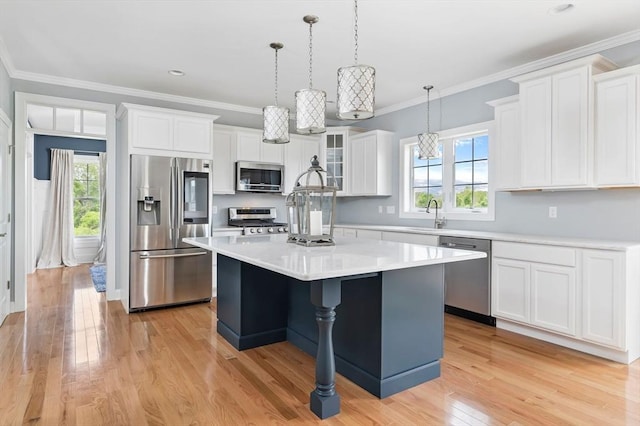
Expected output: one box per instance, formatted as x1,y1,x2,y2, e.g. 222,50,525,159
249,228,256,234
283,226,289,232
257,228,264,233
278,227,285,233
267,228,274,233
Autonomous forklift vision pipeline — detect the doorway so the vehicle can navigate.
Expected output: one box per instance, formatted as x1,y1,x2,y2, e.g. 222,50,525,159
13,93,116,313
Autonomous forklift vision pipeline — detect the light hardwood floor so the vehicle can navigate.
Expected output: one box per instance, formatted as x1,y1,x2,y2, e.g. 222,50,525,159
0,265,638,425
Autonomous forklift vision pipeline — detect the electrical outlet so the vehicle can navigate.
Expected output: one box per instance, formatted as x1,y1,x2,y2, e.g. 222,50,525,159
378,205,383,214
212,205,218,214
549,206,557,218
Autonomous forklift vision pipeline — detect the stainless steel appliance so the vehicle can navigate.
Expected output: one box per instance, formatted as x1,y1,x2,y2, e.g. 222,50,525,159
228,207,288,235
439,236,495,326
130,154,212,311
236,161,284,193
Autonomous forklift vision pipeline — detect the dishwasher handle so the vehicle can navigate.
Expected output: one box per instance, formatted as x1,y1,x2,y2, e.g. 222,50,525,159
440,242,477,250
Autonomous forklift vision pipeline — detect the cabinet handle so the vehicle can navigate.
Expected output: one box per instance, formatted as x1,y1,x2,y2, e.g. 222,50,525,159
0,233,6,237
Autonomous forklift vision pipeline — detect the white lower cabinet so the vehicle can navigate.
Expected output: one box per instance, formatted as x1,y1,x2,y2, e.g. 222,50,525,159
530,264,576,336
581,249,624,348
492,258,530,323
492,241,640,363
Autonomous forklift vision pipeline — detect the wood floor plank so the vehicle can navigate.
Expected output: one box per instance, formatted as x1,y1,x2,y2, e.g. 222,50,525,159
0,264,638,425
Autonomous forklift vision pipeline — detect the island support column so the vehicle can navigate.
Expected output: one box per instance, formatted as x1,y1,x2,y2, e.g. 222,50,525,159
309,278,341,419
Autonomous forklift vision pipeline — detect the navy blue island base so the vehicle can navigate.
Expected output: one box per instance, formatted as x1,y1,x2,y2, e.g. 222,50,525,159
215,253,445,418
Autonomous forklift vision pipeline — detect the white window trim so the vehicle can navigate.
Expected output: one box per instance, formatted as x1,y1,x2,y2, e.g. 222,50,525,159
399,121,496,222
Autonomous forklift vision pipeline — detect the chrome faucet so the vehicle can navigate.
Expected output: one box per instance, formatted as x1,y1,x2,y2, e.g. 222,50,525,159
426,199,446,229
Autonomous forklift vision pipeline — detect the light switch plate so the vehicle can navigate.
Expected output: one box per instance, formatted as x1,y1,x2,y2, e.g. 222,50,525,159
386,205,395,214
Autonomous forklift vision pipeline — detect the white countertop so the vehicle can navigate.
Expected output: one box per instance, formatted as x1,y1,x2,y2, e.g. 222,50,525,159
184,234,486,281
335,225,640,251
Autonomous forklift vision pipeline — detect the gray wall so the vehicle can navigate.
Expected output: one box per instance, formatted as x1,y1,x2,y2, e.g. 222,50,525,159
0,60,10,116
336,40,640,241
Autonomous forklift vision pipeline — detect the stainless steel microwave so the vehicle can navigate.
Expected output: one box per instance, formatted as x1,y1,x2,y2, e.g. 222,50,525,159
236,161,284,193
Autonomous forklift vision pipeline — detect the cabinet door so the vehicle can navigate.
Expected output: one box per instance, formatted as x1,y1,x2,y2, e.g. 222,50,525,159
324,132,347,194
494,101,521,190
594,74,638,186
349,134,377,195
520,77,552,187
492,258,530,323
174,116,212,155
284,135,321,194
237,130,283,164
551,67,589,186
131,110,173,150
236,131,261,162
212,129,236,194
582,250,625,349
261,141,284,164
530,264,576,336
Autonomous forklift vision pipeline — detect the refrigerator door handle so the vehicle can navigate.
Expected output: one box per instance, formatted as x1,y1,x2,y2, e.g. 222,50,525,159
170,158,177,247
138,251,208,260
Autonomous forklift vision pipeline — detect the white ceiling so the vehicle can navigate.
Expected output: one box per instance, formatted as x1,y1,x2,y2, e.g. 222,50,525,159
1,1,639,117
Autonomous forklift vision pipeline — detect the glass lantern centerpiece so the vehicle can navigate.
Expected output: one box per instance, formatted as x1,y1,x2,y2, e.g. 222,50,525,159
286,155,337,246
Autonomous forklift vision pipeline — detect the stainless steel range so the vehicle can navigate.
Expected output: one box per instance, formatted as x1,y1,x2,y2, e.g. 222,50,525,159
228,207,288,235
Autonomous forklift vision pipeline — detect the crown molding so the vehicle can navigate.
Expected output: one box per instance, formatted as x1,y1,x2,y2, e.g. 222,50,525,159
377,29,640,116
10,68,263,116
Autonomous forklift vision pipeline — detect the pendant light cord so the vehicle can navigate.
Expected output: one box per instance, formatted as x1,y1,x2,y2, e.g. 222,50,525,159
354,0,359,64
427,87,431,133
308,20,313,89
274,47,279,106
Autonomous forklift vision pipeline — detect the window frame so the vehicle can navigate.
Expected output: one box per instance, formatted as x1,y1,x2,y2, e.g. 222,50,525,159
399,121,495,222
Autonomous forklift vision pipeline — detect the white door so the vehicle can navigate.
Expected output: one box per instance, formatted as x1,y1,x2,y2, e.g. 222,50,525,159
0,111,12,326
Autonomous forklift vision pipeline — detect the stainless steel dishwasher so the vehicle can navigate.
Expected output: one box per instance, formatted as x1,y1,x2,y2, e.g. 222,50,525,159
439,236,495,326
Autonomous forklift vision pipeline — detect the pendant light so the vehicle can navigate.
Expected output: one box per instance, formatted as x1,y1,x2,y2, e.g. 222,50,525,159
263,42,290,144
295,15,326,134
417,85,440,159
336,0,375,120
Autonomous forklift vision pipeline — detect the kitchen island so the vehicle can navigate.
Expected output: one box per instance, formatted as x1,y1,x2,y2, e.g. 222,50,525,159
184,234,485,419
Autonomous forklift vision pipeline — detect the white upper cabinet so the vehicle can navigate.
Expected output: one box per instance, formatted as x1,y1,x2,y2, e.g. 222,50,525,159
488,96,520,190
322,128,350,195
321,127,394,196
212,127,237,194
236,129,283,164
283,134,322,194
349,130,393,196
511,55,616,189
118,103,218,159
593,66,640,186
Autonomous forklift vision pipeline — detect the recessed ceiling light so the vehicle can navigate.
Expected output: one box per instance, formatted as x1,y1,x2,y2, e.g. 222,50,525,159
548,3,575,14
168,69,185,76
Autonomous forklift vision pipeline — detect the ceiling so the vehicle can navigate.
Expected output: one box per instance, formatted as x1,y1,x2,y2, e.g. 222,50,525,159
1,1,639,118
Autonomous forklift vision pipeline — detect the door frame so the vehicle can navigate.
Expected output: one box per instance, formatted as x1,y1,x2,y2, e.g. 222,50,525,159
13,93,117,312
0,107,12,324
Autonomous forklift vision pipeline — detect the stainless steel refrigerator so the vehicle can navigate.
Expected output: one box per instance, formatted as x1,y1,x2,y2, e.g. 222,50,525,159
129,154,212,311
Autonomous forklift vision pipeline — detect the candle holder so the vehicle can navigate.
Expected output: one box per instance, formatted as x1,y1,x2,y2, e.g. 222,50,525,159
286,155,337,246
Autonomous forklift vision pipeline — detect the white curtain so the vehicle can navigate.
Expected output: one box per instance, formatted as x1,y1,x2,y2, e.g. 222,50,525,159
93,152,107,264
37,149,78,268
